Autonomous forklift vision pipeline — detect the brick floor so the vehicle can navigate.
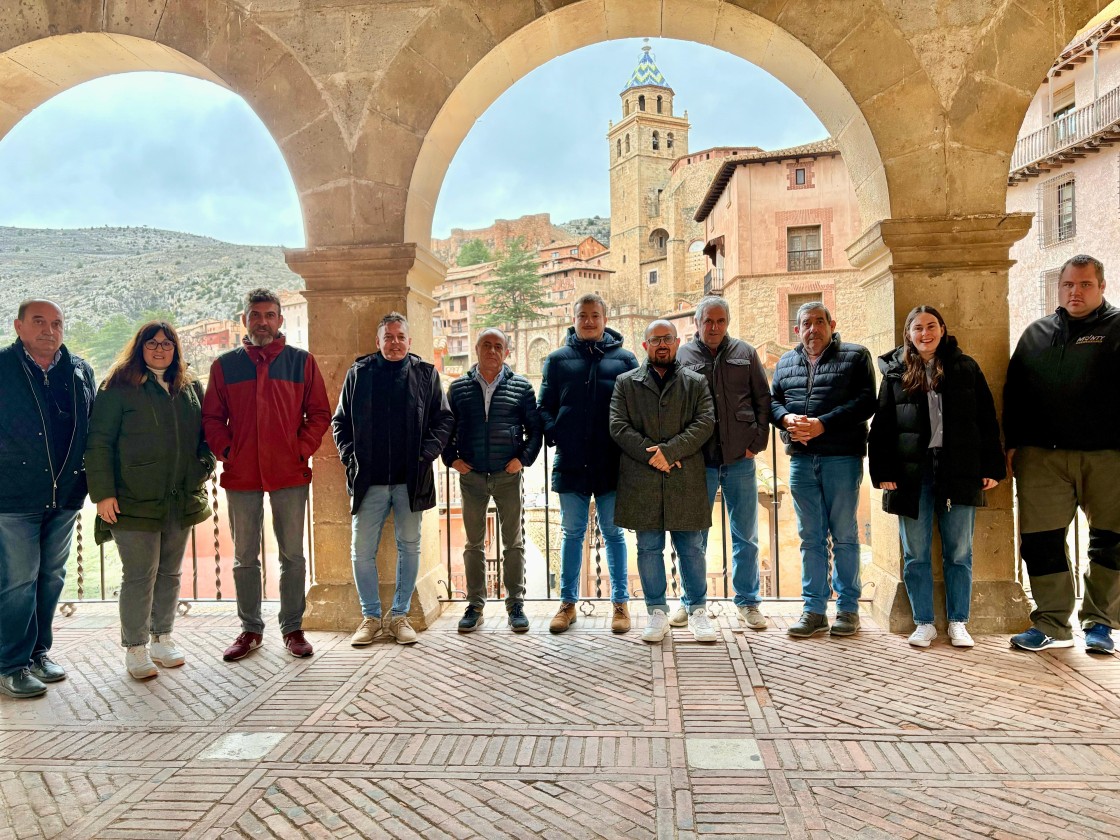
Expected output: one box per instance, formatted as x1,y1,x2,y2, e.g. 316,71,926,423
2,602,1118,839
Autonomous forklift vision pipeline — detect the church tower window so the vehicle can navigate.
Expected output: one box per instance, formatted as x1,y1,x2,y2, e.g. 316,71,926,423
667,132,674,150
625,134,630,153
638,94,646,111
657,95,663,113
652,131,660,150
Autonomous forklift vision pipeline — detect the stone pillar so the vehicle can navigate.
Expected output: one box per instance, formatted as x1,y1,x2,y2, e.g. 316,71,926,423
846,214,1034,634
283,243,449,631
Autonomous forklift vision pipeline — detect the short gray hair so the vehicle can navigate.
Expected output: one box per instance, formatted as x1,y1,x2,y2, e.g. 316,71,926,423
378,312,408,332
795,300,832,325
476,327,508,348
17,299,63,321
694,295,729,324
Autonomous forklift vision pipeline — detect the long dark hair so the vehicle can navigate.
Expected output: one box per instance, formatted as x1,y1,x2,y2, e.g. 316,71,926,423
901,306,947,395
102,321,193,396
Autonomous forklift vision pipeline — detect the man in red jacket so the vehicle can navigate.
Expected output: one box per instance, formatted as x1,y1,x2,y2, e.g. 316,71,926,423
203,289,331,661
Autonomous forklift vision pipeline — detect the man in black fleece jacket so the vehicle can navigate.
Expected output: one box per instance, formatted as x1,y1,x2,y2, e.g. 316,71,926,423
1006,254,1120,654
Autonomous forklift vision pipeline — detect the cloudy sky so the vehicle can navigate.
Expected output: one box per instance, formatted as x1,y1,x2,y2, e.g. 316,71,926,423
0,38,827,246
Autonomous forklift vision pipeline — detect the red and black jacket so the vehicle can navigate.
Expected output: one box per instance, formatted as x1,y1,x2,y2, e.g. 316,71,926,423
202,336,331,492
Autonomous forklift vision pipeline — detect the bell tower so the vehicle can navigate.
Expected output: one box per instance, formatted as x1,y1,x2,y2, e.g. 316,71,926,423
607,43,691,310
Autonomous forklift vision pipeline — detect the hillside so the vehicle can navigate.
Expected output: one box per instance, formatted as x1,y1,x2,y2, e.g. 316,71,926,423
0,226,300,343
558,216,611,246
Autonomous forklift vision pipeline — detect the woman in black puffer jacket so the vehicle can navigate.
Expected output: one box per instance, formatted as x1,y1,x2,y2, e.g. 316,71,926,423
868,306,1005,650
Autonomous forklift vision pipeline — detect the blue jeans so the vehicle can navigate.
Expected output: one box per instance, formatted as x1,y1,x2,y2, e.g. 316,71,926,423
559,491,628,603
0,509,77,675
352,485,422,618
636,530,707,613
788,454,863,614
899,469,975,624
702,458,761,608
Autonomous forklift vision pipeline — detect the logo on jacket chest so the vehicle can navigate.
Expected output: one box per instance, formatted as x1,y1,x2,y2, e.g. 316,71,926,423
1074,335,1106,345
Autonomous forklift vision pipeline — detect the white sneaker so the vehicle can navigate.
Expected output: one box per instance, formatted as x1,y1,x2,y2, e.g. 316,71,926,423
688,608,718,642
125,645,158,680
386,615,418,645
948,622,975,648
738,605,768,630
668,606,689,627
150,634,185,667
908,623,937,648
642,609,671,643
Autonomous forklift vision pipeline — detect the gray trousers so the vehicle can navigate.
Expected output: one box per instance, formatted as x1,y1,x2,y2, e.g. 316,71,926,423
226,485,309,635
112,513,191,648
1015,447,1120,637
460,470,525,609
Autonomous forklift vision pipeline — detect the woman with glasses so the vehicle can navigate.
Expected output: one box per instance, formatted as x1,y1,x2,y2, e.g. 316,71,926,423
868,306,1005,649
85,322,215,679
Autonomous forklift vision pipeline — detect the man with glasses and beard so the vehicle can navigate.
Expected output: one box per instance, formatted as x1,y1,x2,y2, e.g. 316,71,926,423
0,300,96,698
203,288,331,662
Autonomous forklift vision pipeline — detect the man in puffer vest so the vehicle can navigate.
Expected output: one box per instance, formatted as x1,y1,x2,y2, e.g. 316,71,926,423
444,328,543,634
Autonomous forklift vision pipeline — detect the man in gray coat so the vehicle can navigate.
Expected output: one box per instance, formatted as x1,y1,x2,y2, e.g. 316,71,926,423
610,320,716,644
677,295,772,630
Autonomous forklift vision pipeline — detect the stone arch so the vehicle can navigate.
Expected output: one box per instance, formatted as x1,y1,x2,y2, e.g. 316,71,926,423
0,15,342,246
527,337,550,376
403,0,902,246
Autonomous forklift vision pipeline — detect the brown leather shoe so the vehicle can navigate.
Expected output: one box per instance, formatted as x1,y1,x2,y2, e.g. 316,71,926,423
222,632,263,662
549,602,577,634
283,630,314,658
611,602,631,634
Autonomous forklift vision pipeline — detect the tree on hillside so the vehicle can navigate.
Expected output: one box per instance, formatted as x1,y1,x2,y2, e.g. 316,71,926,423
456,238,492,267
67,309,177,375
477,237,549,328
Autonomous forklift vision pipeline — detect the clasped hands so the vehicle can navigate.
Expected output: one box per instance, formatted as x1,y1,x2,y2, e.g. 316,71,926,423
782,413,825,444
646,445,682,474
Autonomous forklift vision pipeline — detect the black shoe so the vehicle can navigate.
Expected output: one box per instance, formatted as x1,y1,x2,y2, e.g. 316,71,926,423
30,654,66,683
458,605,484,633
830,611,861,636
0,667,48,699
788,611,829,638
508,603,530,633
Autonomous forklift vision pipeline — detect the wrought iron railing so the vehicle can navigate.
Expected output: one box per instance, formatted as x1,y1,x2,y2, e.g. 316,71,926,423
1011,83,1120,172
703,268,724,295
786,249,822,272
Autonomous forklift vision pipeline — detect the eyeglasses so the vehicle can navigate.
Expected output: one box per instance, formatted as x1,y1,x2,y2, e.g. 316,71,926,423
646,335,676,346
144,340,175,351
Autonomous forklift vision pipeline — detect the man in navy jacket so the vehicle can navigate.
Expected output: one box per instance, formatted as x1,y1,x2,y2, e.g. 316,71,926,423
444,328,543,634
0,300,95,698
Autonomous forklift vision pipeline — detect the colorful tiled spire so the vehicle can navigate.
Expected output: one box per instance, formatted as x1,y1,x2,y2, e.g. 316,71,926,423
624,43,669,90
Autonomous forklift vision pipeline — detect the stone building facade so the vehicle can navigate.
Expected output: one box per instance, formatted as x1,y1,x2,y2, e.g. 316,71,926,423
6,0,1105,634
1007,13,1120,340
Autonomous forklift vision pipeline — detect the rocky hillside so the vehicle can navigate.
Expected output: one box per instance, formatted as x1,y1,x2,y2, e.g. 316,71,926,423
558,216,611,246
0,225,301,343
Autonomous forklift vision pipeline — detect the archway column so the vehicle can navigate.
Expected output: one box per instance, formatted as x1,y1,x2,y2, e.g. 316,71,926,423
846,213,1035,634
283,243,449,632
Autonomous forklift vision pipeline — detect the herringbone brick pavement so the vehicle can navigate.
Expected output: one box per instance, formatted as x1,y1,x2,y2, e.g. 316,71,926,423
1,601,1119,839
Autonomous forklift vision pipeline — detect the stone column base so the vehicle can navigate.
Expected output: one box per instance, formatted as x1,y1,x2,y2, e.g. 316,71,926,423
302,575,447,632
865,563,1032,635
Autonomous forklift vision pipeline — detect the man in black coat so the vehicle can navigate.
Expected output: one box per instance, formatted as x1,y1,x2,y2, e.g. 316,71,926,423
444,328,543,634
771,302,876,639
1005,254,1120,654
0,300,96,698
332,313,453,647
538,293,638,634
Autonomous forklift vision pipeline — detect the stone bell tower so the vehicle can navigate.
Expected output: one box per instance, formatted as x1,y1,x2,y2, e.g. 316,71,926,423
607,43,690,310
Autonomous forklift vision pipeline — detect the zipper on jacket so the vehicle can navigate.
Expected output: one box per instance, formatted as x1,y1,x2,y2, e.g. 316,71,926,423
20,359,64,508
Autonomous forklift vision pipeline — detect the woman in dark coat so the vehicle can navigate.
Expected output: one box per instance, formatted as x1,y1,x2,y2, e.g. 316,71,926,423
85,322,214,679
868,306,1005,649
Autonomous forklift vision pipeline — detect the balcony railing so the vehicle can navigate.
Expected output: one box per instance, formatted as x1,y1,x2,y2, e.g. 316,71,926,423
703,268,724,295
1010,83,1120,177
787,249,822,272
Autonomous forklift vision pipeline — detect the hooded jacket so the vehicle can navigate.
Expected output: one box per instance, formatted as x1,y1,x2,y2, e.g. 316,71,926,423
1004,300,1120,451
332,352,454,514
769,332,876,457
537,326,638,494
868,336,1005,519
443,364,543,474
0,340,96,513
